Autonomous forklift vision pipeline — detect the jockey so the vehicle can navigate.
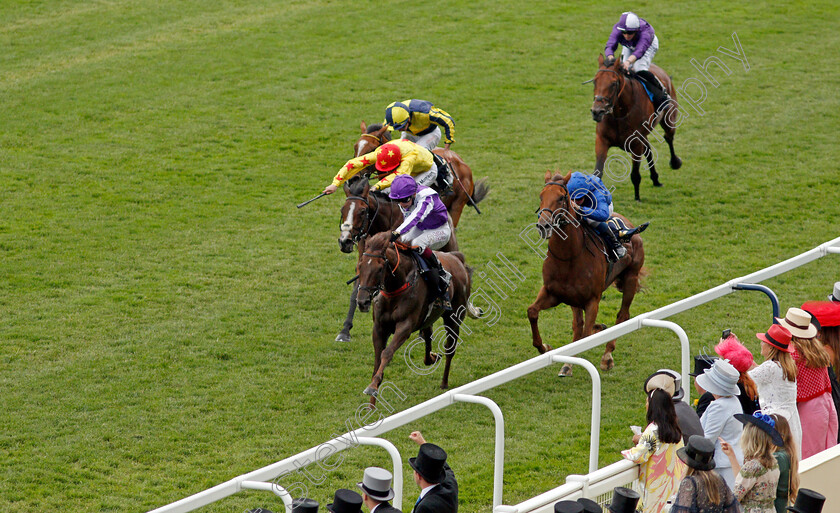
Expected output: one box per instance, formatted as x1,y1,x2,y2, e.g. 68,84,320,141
384,99,456,193
604,12,669,111
322,139,436,196
566,172,648,262
388,175,452,309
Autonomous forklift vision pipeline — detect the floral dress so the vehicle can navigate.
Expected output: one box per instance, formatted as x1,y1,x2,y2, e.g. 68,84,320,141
732,459,780,513
748,361,802,458
621,422,686,513
670,475,740,513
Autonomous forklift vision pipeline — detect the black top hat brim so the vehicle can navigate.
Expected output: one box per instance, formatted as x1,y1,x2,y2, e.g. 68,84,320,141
408,457,446,484
734,413,785,447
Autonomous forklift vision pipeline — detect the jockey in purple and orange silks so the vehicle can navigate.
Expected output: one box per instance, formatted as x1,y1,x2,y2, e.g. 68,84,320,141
388,175,452,309
604,12,670,110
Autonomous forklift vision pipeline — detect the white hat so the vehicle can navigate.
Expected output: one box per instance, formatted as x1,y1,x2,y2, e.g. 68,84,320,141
696,359,740,397
829,282,840,302
776,307,818,339
622,12,640,31
357,467,395,501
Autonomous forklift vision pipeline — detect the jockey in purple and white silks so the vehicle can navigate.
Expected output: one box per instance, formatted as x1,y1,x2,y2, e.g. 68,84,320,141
604,12,669,110
388,175,452,308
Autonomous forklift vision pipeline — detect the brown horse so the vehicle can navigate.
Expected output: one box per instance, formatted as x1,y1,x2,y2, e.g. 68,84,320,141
354,121,489,227
356,231,478,400
335,177,458,342
591,55,682,201
527,171,645,375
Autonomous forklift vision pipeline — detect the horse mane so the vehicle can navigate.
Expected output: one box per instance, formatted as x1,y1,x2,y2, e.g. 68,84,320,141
365,231,392,252
347,175,370,195
366,123,392,141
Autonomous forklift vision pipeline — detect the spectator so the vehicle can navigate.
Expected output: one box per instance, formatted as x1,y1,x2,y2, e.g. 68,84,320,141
408,431,458,513
645,369,704,443
801,298,840,443
748,323,802,458
720,412,783,513
622,387,686,513
689,354,718,418
778,308,839,458
577,497,603,513
715,333,761,415
829,282,840,303
785,488,825,513
554,500,584,513
293,499,320,513
327,490,363,513
769,414,799,513
671,435,739,512
696,359,743,489
606,487,641,513
357,467,401,513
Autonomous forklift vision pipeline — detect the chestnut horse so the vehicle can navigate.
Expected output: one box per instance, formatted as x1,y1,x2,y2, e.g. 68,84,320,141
336,177,458,342
527,171,645,376
356,232,478,400
354,121,489,227
591,55,682,201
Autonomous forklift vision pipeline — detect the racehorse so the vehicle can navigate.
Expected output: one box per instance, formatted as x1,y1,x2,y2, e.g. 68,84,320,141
590,54,682,201
335,177,458,342
356,231,478,401
527,171,646,376
354,121,489,228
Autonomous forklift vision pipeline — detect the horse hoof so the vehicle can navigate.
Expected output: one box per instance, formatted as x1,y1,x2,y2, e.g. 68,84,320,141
593,323,608,333
543,344,553,353
363,387,379,397
670,157,682,170
558,364,573,377
425,352,440,366
600,355,615,371
653,181,663,187
335,332,351,342
635,196,641,202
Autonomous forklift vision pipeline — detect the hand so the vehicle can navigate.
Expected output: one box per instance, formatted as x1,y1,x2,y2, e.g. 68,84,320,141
323,184,338,195
718,437,733,456
605,55,615,66
390,231,401,242
621,60,630,72
409,431,426,445
632,433,642,444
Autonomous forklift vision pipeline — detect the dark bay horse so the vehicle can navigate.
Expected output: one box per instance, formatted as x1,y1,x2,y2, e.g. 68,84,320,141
591,55,682,201
335,177,458,342
354,121,489,227
527,171,646,376
356,232,479,400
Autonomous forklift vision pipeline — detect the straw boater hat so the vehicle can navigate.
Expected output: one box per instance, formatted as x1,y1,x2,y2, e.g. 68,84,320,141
735,411,784,447
756,324,793,353
829,282,840,303
696,359,740,396
677,435,716,471
776,307,818,339
356,467,395,502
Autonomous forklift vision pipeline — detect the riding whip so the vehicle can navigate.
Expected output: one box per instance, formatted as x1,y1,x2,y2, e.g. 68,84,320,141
297,192,328,209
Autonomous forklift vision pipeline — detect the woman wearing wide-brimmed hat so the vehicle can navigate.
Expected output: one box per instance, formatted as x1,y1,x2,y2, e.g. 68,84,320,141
696,359,744,489
801,298,840,444
720,411,783,513
778,308,839,458
748,324,802,459
670,435,739,512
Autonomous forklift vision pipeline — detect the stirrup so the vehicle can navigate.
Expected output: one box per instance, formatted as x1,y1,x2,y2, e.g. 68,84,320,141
433,295,453,311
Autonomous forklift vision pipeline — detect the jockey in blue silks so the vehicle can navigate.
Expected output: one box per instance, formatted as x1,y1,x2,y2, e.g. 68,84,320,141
566,172,648,262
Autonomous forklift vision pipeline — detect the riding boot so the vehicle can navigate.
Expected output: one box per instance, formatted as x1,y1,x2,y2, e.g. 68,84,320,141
420,247,452,310
595,221,627,262
432,154,454,196
635,70,670,112
618,221,650,242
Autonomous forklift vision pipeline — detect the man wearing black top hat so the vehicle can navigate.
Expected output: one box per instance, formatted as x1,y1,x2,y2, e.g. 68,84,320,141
327,489,363,513
358,466,402,513
408,431,458,513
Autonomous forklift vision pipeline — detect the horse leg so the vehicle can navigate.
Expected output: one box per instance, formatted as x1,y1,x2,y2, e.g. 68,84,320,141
643,138,662,188
365,323,389,403
439,314,460,389
630,157,642,201
558,307,585,377
336,281,358,342
365,322,413,397
422,327,439,366
528,287,562,354
593,137,610,177
660,110,682,170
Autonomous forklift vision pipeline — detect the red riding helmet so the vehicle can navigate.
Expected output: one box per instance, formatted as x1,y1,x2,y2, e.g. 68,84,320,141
375,143,402,172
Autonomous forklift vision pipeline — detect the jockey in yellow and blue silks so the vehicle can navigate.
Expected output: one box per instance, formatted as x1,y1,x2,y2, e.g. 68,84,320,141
567,172,647,262
384,100,455,152
322,139,436,196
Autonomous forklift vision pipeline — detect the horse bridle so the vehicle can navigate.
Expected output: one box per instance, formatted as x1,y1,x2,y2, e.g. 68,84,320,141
536,181,576,229
590,68,627,117
359,243,399,295
355,132,388,157
343,193,380,244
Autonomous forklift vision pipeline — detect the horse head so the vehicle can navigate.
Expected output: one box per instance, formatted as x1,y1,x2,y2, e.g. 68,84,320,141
354,121,391,157
591,54,626,122
535,171,578,240
338,176,374,253
356,232,396,312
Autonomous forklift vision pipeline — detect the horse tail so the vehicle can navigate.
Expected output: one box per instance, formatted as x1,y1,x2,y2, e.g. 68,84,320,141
464,263,484,319
471,177,490,205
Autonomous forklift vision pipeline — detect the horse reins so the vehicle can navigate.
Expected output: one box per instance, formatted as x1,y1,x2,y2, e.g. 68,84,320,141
591,68,631,120
536,181,574,228
360,243,412,298
344,193,381,244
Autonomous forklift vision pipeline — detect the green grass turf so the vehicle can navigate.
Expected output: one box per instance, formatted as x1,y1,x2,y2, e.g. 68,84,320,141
1,0,839,512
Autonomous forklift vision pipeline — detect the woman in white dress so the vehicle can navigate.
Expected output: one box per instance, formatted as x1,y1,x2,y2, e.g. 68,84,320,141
748,324,802,458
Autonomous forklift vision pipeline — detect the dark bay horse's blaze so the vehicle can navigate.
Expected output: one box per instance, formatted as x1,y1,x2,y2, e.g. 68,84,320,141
356,232,478,401
354,121,489,228
591,55,682,201
527,171,646,375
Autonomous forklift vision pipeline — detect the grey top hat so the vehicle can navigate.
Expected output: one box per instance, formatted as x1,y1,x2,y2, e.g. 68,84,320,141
356,466,395,502
696,359,740,397
830,282,840,302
